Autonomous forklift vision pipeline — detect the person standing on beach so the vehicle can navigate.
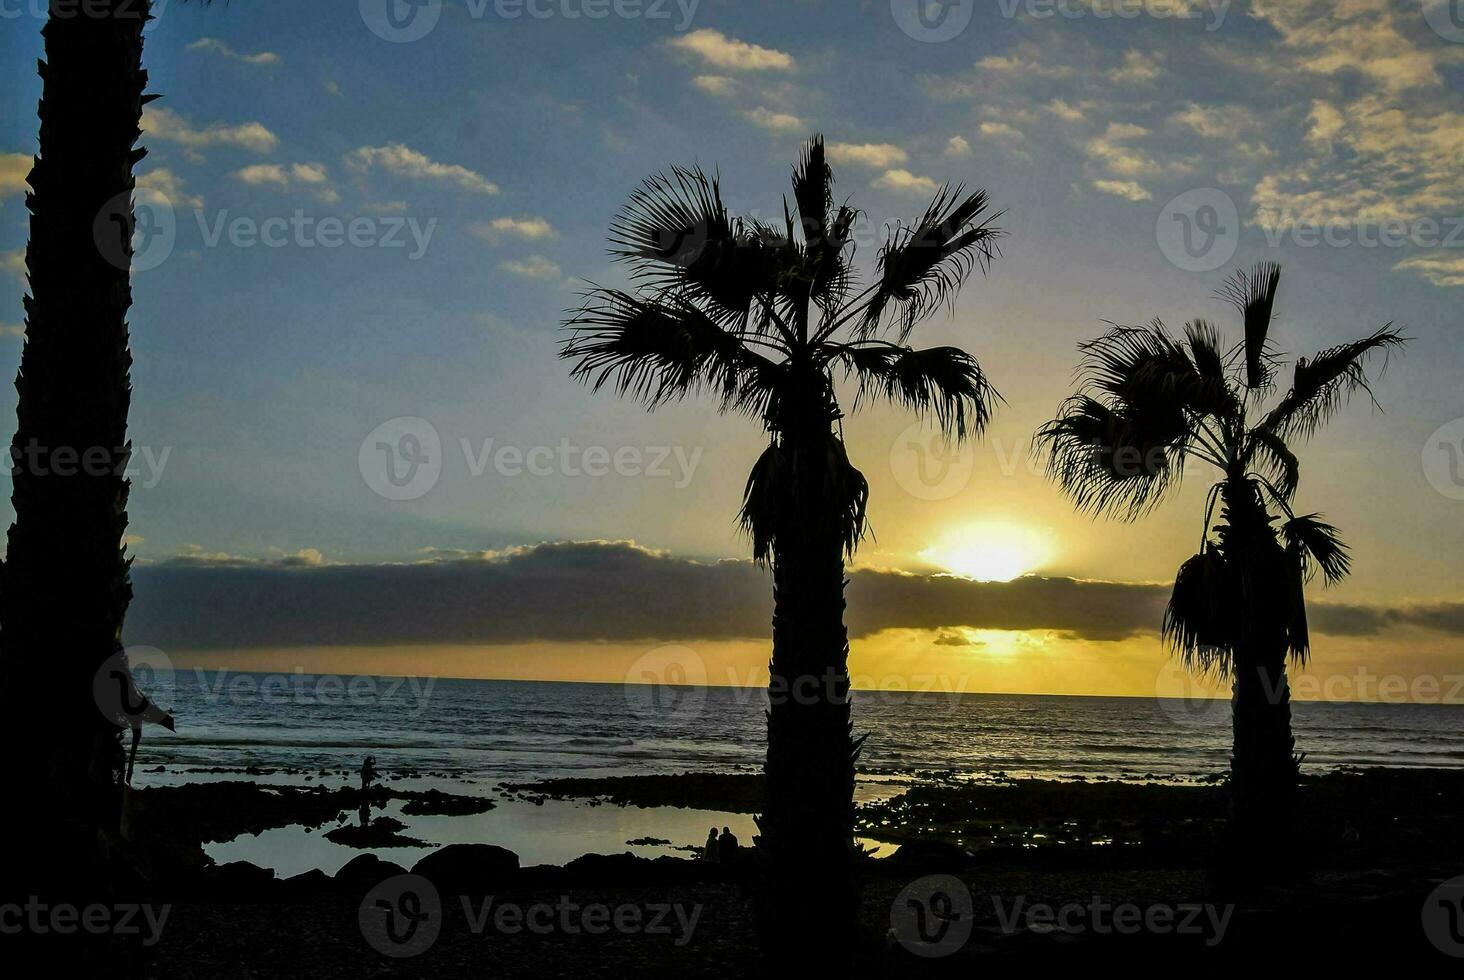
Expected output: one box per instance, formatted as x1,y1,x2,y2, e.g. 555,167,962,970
717,826,739,865
703,828,720,863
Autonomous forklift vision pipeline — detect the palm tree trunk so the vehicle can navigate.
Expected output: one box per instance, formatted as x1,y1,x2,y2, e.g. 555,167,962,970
1222,480,1299,877
0,0,149,898
756,422,862,966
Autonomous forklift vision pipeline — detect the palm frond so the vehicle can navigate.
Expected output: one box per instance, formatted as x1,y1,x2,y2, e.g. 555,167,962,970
1259,326,1407,439
1245,426,1299,501
1164,546,1237,677
1217,261,1281,389
828,342,999,441
1280,513,1351,586
562,287,777,417
858,185,1002,341
609,166,786,324
1036,394,1188,520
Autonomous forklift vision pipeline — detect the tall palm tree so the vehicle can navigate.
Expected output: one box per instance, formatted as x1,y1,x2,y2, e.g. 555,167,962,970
1038,262,1404,871
561,135,1002,959
0,0,171,899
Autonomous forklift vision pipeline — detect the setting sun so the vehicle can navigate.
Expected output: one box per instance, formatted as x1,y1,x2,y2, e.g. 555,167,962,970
920,521,1054,582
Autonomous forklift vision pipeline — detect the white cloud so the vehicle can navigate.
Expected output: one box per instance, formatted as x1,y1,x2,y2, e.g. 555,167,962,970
979,122,1024,142
1092,179,1152,202
668,29,793,72
1109,50,1161,85
470,216,557,241
872,169,939,195
0,322,23,338
345,144,498,194
0,152,30,197
1046,99,1085,122
944,136,971,157
233,162,337,202
691,75,737,97
1394,254,1464,288
742,107,804,133
143,106,278,155
499,255,562,280
1,249,24,279
1168,103,1259,139
138,167,203,209
826,142,908,169
1085,122,1162,178
187,37,281,66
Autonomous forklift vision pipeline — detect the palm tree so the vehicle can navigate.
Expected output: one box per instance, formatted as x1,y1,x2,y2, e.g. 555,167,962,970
561,136,1002,959
1037,262,1404,872
0,0,172,899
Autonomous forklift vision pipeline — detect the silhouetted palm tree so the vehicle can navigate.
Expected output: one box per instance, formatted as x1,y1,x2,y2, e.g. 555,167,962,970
562,136,1002,959
1038,263,1404,870
0,0,172,898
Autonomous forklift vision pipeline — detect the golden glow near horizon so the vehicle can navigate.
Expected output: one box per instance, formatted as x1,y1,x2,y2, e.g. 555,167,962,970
919,521,1055,582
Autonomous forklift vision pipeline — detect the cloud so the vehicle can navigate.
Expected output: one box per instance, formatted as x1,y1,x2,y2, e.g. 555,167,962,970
668,29,794,72
138,167,203,209
1045,99,1085,122
123,540,1450,652
0,152,30,197
944,136,971,157
691,75,738,97
742,107,804,133
1394,254,1464,289
827,143,908,169
143,106,278,156
232,162,337,202
470,216,556,242
0,322,23,338
345,144,499,195
499,255,562,279
979,122,1024,142
872,169,939,194
1167,103,1259,139
1092,179,1152,202
1109,50,1161,85
187,37,281,66
1,249,24,279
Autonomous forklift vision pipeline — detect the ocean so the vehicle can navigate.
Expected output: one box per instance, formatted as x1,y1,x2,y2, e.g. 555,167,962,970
135,670,1464,786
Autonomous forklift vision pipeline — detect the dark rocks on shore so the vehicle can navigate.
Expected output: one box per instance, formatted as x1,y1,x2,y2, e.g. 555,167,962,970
334,853,408,887
323,816,430,848
411,843,520,893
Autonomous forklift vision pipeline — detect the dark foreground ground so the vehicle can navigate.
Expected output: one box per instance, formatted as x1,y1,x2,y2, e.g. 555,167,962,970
27,768,1464,974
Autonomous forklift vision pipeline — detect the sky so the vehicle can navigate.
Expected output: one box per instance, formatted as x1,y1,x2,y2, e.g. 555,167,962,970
1,0,1462,700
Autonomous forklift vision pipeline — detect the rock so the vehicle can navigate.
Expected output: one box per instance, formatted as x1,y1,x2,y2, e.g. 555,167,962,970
194,861,279,901
886,839,974,870
280,868,332,898
561,851,700,886
412,843,519,893
333,853,408,888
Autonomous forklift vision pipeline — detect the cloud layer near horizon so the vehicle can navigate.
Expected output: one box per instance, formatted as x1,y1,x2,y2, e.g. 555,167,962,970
123,541,1464,653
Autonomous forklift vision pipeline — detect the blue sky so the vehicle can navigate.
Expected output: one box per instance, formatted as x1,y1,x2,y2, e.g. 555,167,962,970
2,0,1463,642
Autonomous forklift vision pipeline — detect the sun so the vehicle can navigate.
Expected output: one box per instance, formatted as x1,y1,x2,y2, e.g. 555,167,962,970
919,521,1053,583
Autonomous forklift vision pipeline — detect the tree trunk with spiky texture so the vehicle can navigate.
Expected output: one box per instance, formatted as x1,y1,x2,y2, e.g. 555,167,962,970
1222,479,1299,877
755,384,864,966
0,0,149,898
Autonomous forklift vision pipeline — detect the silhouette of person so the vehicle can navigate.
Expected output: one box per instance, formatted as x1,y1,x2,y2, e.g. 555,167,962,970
702,827,720,863
717,826,739,866
361,755,377,794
